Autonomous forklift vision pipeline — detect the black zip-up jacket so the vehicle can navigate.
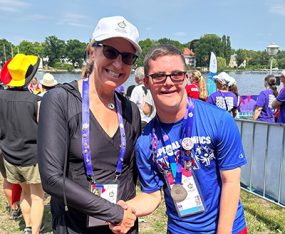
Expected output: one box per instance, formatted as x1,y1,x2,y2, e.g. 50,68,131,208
38,81,140,233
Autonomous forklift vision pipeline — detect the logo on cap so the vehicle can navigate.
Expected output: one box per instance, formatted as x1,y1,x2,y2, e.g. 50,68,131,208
118,20,127,28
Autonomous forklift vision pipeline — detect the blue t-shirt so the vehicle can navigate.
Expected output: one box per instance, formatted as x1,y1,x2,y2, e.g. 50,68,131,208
254,89,275,123
276,88,285,123
136,100,247,234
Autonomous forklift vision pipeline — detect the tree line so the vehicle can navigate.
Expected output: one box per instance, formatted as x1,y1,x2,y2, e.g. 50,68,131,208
1,34,285,71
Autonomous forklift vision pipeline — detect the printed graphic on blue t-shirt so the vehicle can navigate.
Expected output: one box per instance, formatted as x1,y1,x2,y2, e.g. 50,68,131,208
136,100,247,233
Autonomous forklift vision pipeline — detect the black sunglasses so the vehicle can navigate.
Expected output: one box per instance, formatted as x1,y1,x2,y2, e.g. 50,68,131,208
92,42,138,65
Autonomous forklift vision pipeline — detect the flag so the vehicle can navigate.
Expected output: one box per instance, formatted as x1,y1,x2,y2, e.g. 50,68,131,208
207,52,217,96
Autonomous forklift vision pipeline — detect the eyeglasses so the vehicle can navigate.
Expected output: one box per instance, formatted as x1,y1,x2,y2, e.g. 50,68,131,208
92,42,138,65
147,71,187,84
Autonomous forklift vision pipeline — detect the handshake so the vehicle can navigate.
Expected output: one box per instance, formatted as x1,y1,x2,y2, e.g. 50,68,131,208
109,200,137,234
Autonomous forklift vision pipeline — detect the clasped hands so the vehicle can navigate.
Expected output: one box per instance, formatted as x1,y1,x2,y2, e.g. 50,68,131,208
109,200,136,234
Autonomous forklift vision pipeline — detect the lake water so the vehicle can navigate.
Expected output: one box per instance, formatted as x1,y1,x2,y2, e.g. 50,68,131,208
36,70,284,96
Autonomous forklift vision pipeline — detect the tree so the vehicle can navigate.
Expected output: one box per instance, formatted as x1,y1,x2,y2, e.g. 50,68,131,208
235,49,248,66
43,36,66,67
195,34,224,67
277,58,285,69
223,36,232,64
135,38,157,67
0,39,14,65
188,39,199,53
18,40,44,56
65,39,87,68
217,57,227,72
157,38,184,51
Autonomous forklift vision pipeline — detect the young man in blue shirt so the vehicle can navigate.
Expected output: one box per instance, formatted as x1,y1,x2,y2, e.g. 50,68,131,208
112,44,248,234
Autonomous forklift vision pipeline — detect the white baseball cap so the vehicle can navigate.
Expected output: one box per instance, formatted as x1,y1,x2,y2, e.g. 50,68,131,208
213,72,233,86
92,16,142,54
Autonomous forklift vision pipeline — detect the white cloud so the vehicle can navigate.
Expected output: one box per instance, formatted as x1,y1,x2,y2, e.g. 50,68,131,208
269,3,285,16
57,13,89,28
0,0,29,12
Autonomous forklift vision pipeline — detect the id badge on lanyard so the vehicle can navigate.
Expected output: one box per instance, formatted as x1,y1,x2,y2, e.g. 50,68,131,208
164,167,205,217
87,182,118,227
152,98,205,217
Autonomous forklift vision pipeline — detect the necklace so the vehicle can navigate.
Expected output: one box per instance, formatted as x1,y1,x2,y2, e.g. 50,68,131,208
107,103,115,110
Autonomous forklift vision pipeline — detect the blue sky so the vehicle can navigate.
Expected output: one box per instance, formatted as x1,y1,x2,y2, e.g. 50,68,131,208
0,0,284,51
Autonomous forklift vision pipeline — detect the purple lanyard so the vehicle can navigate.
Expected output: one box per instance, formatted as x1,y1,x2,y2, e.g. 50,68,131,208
82,77,126,182
151,98,194,184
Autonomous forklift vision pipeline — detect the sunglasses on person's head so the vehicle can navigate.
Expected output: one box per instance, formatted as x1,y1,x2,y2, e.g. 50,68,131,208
92,42,138,65
147,71,186,84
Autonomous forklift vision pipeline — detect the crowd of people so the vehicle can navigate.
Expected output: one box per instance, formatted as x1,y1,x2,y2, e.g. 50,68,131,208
1,14,285,234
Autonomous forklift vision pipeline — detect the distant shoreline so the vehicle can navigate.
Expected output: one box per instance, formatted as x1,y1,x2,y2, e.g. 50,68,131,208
38,68,282,74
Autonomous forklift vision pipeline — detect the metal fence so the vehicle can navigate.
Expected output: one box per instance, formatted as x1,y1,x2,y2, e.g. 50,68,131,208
235,119,285,207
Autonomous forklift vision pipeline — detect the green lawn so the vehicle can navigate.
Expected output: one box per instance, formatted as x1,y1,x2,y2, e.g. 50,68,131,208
0,176,284,233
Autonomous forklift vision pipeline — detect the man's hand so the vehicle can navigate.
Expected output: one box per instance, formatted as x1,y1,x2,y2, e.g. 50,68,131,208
117,200,136,214
109,201,137,234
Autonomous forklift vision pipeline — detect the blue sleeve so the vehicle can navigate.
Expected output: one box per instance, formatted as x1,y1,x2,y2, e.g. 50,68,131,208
216,113,247,170
277,89,285,102
136,136,164,193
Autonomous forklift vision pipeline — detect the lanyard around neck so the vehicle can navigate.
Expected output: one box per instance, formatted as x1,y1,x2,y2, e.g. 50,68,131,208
151,98,194,184
82,77,126,182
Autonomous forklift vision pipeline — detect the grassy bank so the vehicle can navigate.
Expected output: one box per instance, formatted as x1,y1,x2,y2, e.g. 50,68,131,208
0,176,284,233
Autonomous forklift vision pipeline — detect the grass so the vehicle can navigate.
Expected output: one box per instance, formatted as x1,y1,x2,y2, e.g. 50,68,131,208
1,175,285,233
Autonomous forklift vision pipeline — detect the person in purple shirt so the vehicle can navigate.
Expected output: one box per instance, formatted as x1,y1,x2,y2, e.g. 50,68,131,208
272,71,285,123
253,75,278,123
273,70,285,122
207,72,238,117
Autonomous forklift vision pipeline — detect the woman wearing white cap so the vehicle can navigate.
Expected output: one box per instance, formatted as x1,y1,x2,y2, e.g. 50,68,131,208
38,16,141,233
208,72,239,118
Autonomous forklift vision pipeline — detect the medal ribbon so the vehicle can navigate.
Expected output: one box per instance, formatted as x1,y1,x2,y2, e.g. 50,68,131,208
152,98,194,184
82,78,127,181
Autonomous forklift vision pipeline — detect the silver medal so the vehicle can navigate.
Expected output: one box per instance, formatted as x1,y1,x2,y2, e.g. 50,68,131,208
171,184,188,202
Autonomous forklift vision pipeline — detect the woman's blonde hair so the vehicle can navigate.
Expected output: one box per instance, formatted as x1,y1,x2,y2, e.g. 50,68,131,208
82,41,95,78
192,70,208,100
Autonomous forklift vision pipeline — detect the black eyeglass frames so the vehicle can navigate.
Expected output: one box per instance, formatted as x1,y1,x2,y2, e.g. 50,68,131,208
147,71,187,84
92,42,138,65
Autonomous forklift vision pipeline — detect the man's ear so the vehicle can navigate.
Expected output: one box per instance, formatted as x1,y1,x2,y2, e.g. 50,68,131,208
143,77,150,89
